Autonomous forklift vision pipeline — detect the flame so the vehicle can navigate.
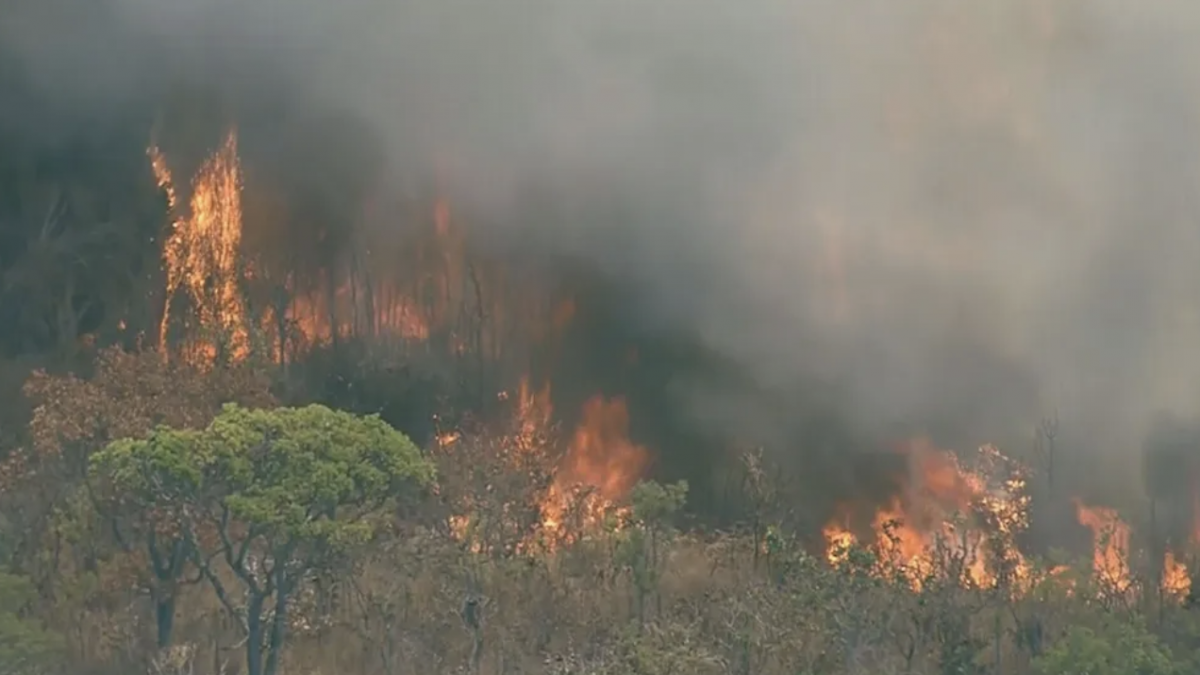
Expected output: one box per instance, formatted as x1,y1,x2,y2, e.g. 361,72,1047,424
150,136,485,364
153,131,249,363
283,273,431,350
1163,550,1190,598
1162,484,1200,600
515,376,554,451
539,396,650,537
560,397,649,500
823,517,856,567
150,132,577,375
444,374,648,550
446,376,649,550
1073,500,1132,595
822,440,1030,590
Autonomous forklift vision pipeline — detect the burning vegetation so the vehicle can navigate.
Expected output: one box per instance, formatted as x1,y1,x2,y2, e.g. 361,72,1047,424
150,131,657,554
8,107,1200,674
140,129,1200,609
9,0,1200,671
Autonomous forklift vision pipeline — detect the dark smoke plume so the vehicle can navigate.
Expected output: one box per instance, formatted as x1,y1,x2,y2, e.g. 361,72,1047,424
7,0,1200,518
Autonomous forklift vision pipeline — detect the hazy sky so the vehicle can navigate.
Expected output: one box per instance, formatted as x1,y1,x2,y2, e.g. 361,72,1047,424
8,0,1200,475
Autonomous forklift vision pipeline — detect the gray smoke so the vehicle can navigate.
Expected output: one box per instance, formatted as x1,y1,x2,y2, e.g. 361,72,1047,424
8,0,1200,488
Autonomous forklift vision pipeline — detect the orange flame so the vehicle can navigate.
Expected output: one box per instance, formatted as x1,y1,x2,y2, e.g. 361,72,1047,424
559,396,649,501
1073,500,1132,595
534,392,649,541
454,377,649,548
1163,550,1190,599
154,131,249,363
515,376,554,450
822,440,1030,590
150,134,648,553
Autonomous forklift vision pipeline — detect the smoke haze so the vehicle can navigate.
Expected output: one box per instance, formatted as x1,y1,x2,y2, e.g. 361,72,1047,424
7,0,1200,494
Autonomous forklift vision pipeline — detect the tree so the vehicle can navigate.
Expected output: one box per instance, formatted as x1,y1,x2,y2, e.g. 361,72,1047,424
0,346,273,610
0,572,64,675
91,403,436,675
615,480,688,629
88,430,204,651
1032,620,1180,675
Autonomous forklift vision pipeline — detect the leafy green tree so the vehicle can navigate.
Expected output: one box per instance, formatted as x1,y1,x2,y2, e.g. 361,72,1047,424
91,403,436,675
1033,620,1180,675
88,428,204,650
0,346,275,654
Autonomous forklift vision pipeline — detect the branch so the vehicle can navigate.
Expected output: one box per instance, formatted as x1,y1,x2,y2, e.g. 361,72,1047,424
217,503,262,595
186,521,247,635
82,474,135,554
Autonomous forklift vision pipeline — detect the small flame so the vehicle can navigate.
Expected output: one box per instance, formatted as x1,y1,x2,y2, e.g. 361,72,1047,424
823,518,856,567
1073,500,1132,595
516,377,554,449
1163,551,1190,598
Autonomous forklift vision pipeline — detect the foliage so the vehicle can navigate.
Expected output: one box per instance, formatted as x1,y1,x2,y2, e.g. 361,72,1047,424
5,355,1200,675
90,403,435,675
1032,620,1179,675
0,573,64,675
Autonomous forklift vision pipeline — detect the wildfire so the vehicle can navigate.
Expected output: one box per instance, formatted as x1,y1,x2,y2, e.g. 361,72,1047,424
1163,550,1190,599
282,272,431,352
509,373,648,542
149,130,1200,599
1069,498,1200,602
150,135,498,365
1073,500,1132,595
822,440,1030,590
149,129,652,556
154,131,250,363
539,395,649,537
444,377,648,552
515,377,554,451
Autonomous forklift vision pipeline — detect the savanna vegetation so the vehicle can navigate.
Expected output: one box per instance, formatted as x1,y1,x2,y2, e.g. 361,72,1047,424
3,12,1200,674
0,344,1195,675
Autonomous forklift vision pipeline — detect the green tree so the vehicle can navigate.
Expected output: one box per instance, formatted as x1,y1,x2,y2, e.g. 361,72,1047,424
0,572,64,675
1033,620,1180,675
0,345,274,656
91,403,436,675
88,427,205,650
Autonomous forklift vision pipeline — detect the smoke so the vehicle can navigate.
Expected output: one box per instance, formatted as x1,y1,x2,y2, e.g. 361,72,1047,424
8,0,1200,502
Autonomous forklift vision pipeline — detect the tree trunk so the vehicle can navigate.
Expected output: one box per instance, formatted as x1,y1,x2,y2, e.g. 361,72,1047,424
155,595,176,649
264,584,291,675
245,593,266,675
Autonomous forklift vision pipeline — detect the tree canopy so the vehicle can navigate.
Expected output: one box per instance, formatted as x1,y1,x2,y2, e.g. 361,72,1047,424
89,403,435,675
